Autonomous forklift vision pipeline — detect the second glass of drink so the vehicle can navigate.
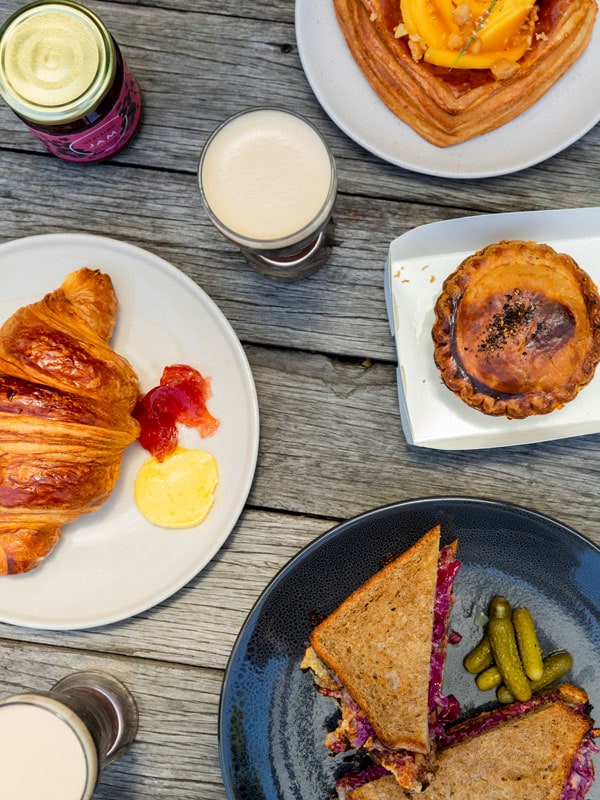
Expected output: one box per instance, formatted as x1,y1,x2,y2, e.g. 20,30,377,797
199,107,337,281
0,670,138,800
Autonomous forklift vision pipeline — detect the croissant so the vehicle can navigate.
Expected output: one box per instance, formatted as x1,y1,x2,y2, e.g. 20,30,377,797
0,268,140,574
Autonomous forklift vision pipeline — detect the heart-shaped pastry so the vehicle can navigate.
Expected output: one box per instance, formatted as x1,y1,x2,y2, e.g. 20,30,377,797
333,0,597,146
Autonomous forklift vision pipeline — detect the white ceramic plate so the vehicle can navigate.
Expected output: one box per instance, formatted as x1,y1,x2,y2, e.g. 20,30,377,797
0,233,259,629
295,0,600,178
385,207,600,449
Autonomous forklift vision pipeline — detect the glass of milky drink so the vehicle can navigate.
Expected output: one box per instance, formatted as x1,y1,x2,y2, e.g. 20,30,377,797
199,107,337,281
0,671,138,799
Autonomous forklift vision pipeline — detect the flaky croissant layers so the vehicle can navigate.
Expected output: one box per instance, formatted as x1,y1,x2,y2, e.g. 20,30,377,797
0,268,140,574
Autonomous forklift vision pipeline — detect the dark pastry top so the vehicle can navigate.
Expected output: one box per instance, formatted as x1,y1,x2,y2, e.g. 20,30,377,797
432,240,600,418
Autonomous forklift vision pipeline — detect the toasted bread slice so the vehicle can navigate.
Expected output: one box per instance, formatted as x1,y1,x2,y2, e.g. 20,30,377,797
310,525,443,753
333,0,597,146
344,685,595,800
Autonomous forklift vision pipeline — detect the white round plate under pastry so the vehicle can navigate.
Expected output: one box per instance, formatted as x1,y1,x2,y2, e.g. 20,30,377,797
0,233,260,629
295,0,600,179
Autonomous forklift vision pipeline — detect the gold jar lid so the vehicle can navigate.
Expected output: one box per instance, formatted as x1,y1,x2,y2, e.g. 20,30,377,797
0,0,116,124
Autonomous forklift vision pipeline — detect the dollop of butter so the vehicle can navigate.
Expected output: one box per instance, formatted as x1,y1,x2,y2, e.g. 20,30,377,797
134,447,218,528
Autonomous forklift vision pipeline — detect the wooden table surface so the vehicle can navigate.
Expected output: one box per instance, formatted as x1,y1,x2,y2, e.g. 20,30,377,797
0,1,599,797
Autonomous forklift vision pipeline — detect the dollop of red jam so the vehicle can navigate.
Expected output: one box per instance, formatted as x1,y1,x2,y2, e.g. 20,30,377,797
133,364,219,461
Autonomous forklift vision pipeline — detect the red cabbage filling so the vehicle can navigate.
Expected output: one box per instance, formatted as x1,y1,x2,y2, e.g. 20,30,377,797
429,544,462,743
319,683,375,752
335,765,390,800
561,735,599,800
321,683,427,781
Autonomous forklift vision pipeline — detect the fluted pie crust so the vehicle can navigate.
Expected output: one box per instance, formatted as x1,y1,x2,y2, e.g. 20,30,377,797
432,241,600,419
332,0,598,147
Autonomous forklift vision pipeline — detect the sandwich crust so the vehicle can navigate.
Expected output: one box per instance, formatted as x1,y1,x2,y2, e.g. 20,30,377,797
310,525,442,754
432,240,600,418
347,688,595,800
332,0,597,146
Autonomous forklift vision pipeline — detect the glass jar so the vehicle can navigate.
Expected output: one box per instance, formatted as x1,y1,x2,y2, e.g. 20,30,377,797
0,0,142,162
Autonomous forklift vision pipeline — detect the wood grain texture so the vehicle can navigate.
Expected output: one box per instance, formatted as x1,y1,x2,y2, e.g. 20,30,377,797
0,0,599,797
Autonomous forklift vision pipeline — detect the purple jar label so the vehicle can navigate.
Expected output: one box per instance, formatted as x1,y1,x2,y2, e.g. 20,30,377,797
29,58,142,162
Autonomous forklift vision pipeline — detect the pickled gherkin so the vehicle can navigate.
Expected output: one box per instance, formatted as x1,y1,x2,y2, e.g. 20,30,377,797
464,636,493,674
497,651,574,703
475,665,502,692
464,596,574,702
488,616,532,702
463,596,512,674
513,608,544,681
496,684,515,704
488,596,512,620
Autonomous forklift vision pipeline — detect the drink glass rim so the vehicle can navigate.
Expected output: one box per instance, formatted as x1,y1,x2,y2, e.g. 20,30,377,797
198,106,337,251
0,692,99,800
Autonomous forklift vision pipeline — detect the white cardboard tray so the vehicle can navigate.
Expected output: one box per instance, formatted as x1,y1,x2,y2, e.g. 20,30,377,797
385,207,600,450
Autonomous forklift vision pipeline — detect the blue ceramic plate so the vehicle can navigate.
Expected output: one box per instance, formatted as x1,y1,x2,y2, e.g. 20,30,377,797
219,498,600,800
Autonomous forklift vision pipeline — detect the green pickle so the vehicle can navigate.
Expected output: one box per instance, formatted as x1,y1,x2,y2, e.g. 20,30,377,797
488,616,531,702
464,636,493,674
513,608,544,681
464,597,512,675
488,596,512,620
475,665,502,691
496,684,515,704
496,651,574,703
531,651,573,692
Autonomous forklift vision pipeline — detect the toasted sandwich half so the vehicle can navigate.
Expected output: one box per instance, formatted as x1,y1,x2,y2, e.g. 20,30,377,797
337,684,599,800
301,525,461,791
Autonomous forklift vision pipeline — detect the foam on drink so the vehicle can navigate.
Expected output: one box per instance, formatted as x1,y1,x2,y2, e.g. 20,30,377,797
200,108,336,247
0,696,98,800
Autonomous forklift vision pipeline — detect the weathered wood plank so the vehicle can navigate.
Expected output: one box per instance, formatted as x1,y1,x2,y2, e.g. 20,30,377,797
0,510,328,666
0,0,598,213
0,150,442,362
243,347,600,543
2,152,599,366
110,0,296,23
0,642,227,799
0,350,598,671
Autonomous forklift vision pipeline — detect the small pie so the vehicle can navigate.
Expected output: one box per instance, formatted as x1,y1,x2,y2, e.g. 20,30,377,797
432,240,600,418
